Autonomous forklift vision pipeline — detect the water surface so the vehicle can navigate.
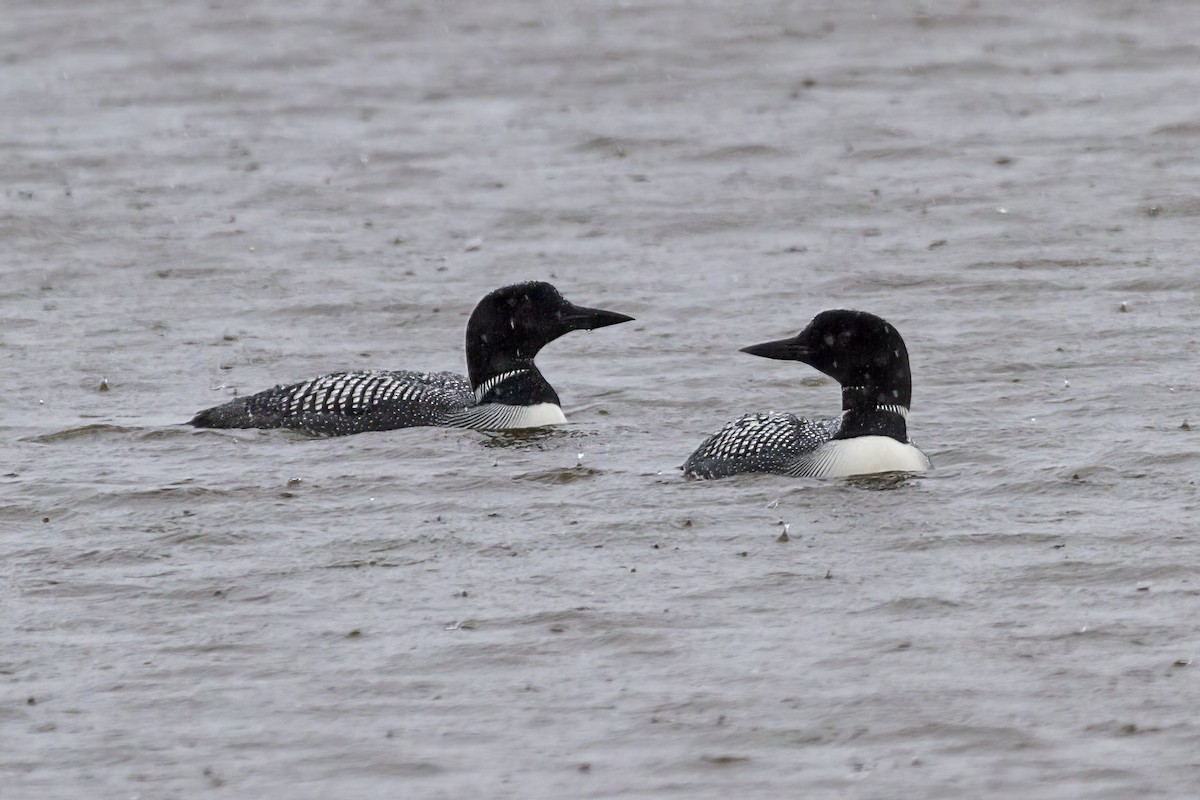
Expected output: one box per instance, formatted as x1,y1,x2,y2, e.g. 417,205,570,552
3,1,1199,798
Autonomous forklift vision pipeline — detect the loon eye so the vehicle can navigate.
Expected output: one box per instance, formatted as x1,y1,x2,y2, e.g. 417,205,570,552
824,334,836,346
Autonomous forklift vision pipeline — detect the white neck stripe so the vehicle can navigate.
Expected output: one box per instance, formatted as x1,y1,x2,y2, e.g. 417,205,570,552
876,403,909,420
473,369,530,403
840,404,910,421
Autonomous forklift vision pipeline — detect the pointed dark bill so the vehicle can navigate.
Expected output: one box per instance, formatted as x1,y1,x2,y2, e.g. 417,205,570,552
561,304,635,331
740,335,811,362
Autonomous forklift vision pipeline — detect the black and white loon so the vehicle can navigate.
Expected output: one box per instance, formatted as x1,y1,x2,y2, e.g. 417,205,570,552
682,309,931,479
189,281,633,436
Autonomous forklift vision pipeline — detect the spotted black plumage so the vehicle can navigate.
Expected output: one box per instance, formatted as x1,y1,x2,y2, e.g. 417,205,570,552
683,414,844,479
189,282,633,436
682,310,931,480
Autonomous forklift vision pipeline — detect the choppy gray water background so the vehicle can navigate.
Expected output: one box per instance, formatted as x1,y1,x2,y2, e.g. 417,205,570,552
3,1,1200,797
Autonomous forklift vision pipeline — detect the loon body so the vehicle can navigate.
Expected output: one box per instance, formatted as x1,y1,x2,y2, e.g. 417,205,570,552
189,282,633,436
682,309,930,480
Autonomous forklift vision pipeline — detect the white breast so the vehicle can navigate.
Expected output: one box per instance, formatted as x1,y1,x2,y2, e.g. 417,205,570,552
495,402,568,429
447,401,568,430
808,436,931,478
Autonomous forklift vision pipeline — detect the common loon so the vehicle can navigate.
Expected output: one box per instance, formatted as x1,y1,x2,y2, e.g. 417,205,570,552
682,309,931,479
189,282,633,436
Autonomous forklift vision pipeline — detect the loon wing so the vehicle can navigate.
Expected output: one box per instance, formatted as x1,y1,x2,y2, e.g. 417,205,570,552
190,370,474,435
682,413,841,479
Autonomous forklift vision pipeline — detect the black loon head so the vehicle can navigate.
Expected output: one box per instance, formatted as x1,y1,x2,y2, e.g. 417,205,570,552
464,281,634,390
741,309,913,413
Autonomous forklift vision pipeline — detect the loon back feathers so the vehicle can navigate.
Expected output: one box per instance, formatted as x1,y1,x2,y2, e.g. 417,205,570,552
683,413,844,479
188,370,475,436
683,309,931,480
189,282,633,436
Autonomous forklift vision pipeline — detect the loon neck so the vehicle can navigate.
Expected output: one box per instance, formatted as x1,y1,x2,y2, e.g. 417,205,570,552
464,321,561,407
836,384,910,442
471,364,561,407
464,308,549,393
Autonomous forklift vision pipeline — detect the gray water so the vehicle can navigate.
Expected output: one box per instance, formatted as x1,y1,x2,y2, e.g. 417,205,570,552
3,1,1199,797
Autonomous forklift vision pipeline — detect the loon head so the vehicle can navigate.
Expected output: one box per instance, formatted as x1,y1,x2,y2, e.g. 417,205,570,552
740,309,913,410
465,281,634,388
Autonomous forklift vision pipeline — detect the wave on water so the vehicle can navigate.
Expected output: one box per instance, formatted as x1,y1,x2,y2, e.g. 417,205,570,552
476,427,595,449
27,423,145,443
27,423,210,444
510,466,606,484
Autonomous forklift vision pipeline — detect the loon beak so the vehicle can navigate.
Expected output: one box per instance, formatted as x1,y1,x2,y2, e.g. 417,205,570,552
740,335,812,362
560,304,635,331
